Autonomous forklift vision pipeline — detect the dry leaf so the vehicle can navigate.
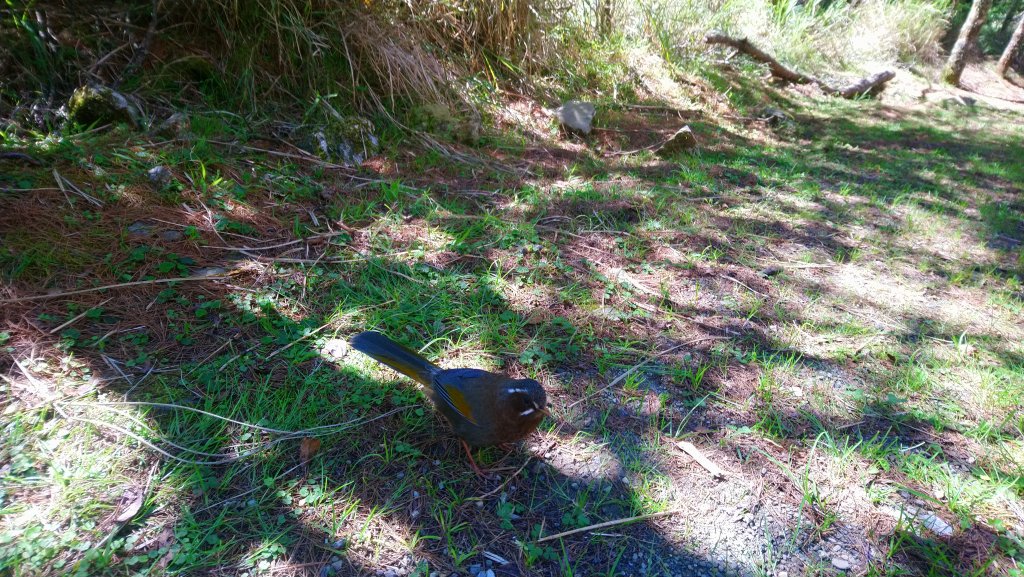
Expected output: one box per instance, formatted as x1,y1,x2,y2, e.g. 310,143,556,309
155,548,175,570
116,486,145,522
299,437,322,464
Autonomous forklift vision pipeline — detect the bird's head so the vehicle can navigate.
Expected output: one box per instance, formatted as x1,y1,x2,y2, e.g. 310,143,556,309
500,378,548,423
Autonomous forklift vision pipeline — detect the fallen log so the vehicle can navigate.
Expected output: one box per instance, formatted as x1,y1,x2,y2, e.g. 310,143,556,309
704,32,895,99
837,69,897,98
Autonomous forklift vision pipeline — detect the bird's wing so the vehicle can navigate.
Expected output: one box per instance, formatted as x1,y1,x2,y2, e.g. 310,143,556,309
433,370,484,427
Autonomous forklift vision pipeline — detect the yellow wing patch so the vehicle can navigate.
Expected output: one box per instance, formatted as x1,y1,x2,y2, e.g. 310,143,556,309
439,384,478,426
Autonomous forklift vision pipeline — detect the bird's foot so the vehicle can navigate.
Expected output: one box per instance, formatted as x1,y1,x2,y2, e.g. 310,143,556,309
461,440,489,478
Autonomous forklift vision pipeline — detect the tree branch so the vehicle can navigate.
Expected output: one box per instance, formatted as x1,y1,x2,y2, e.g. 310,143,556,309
705,31,895,99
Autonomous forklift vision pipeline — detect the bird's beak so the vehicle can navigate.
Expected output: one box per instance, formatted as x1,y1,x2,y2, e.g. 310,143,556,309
538,406,551,417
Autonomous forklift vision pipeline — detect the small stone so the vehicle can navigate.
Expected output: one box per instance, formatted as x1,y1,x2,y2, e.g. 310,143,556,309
831,557,852,571
320,338,348,361
127,221,154,237
147,165,173,187
467,565,482,575
433,460,441,466
154,112,190,138
192,266,226,277
656,125,698,156
332,539,346,549
554,101,596,135
412,491,420,498
757,106,790,127
158,229,183,242
246,499,257,507
331,560,344,570
916,510,954,536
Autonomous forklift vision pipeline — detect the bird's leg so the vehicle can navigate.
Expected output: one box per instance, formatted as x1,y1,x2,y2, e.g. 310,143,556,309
460,439,487,478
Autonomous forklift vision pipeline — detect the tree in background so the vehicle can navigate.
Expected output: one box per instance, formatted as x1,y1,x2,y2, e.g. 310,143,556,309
996,10,1024,75
943,0,994,85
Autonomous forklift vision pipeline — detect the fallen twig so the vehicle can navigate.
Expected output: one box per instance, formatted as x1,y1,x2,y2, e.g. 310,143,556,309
0,275,231,304
12,357,55,401
265,321,333,361
677,441,727,478
201,231,349,252
57,403,414,466
53,168,103,207
535,509,681,543
717,274,768,298
49,298,113,334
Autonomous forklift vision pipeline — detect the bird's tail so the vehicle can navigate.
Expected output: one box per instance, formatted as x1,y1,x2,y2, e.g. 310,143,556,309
350,331,438,385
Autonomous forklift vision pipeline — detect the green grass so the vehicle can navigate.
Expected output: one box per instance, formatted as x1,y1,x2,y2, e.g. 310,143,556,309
3,71,1024,577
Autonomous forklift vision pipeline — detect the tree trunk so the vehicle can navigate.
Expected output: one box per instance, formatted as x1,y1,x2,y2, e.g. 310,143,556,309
596,0,614,37
997,12,1024,76
942,0,994,85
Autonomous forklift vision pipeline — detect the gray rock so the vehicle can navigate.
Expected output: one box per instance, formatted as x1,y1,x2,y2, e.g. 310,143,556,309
555,101,596,134
147,165,173,187
158,229,183,242
192,266,227,277
302,116,379,165
127,221,154,237
468,565,482,575
657,125,698,156
831,557,852,571
154,112,190,138
758,106,790,127
914,509,954,536
66,85,141,128
332,539,346,549
941,95,976,108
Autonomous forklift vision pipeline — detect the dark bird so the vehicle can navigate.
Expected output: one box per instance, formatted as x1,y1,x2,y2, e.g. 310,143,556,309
350,330,547,475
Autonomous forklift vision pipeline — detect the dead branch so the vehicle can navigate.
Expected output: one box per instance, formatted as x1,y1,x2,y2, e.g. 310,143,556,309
705,32,817,85
704,32,894,99
837,70,896,98
535,509,681,543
